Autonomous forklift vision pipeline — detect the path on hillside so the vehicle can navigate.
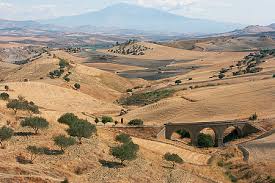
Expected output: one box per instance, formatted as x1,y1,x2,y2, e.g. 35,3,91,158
132,137,211,165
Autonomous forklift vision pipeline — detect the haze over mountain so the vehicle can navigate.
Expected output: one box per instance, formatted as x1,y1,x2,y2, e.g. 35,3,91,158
42,3,244,34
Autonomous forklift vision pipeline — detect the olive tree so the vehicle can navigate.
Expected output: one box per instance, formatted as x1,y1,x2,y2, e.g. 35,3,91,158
67,119,96,144
115,133,131,144
0,126,14,148
21,117,49,134
58,113,78,126
53,135,76,152
0,93,9,100
110,141,139,165
26,146,45,163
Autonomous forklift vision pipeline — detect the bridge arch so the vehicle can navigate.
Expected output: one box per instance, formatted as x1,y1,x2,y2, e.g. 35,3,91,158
164,121,259,147
223,125,244,143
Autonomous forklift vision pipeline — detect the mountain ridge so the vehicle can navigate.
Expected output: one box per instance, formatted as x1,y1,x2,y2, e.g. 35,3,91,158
41,3,244,34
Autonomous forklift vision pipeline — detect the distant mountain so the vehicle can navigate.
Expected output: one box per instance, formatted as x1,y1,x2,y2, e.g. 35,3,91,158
224,24,275,36
42,3,243,34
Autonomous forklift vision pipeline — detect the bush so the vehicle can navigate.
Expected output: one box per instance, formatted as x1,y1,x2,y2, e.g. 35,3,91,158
110,141,139,165
0,126,13,147
175,80,182,85
176,129,190,138
115,133,132,144
249,113,258,121
128,119,143,126
59,59,69,68
74,83,81,90
53,135,76,151
64,77,70,82
58,113,78,126
67,119,96,144
21,117,49,134
273,74,275,78
198,133,214,147
119,89,175,106
102,116,113,125
0,92,9,100
126,89,133,93
218,73,225,79
164,153,183,168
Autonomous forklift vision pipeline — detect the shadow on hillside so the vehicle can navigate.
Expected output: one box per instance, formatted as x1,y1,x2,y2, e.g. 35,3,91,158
43,148,64,155
16,155,32,164
14,132,35,137
99,160,124,168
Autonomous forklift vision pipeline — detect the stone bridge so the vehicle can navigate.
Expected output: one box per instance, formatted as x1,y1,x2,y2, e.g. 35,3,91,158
164,121,260,147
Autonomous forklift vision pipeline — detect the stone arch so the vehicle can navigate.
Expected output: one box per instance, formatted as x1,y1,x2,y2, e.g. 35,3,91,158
223,125,243,143
197,127,217,147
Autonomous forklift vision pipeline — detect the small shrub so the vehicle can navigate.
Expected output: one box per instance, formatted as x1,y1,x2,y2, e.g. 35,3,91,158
64,77,70,82
164,153,183,168
0,92,9,100
59,59,69,68
218,73,225,79
58,113,78,126
21,117,49,134
176,130,190,138
198,133,214,148
74,83,81,90
128,119,143,126
0,126,14,147
249,113,258,121
53,135,76,151
67,119,96,144
102,116,113,125
115,133,131,144
273,74,275,78
126,89,133,93
175,80,182,85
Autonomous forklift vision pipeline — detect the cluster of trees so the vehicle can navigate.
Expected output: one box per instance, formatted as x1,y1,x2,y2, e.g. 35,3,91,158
22,113,96,164
58,113,97,144
6,96,39,115
108,39,152,56
49,59,70,79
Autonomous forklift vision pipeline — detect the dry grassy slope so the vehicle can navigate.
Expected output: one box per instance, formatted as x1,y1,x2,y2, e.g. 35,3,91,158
0,52,136,103
1,82,121,115
3,56,59,82
0,113,228,183
162,36,275,52
124,78,275,124
100,42,210,60
244,133,275,162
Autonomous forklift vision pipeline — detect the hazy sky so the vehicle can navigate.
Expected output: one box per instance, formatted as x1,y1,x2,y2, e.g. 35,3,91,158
0,0,274,25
